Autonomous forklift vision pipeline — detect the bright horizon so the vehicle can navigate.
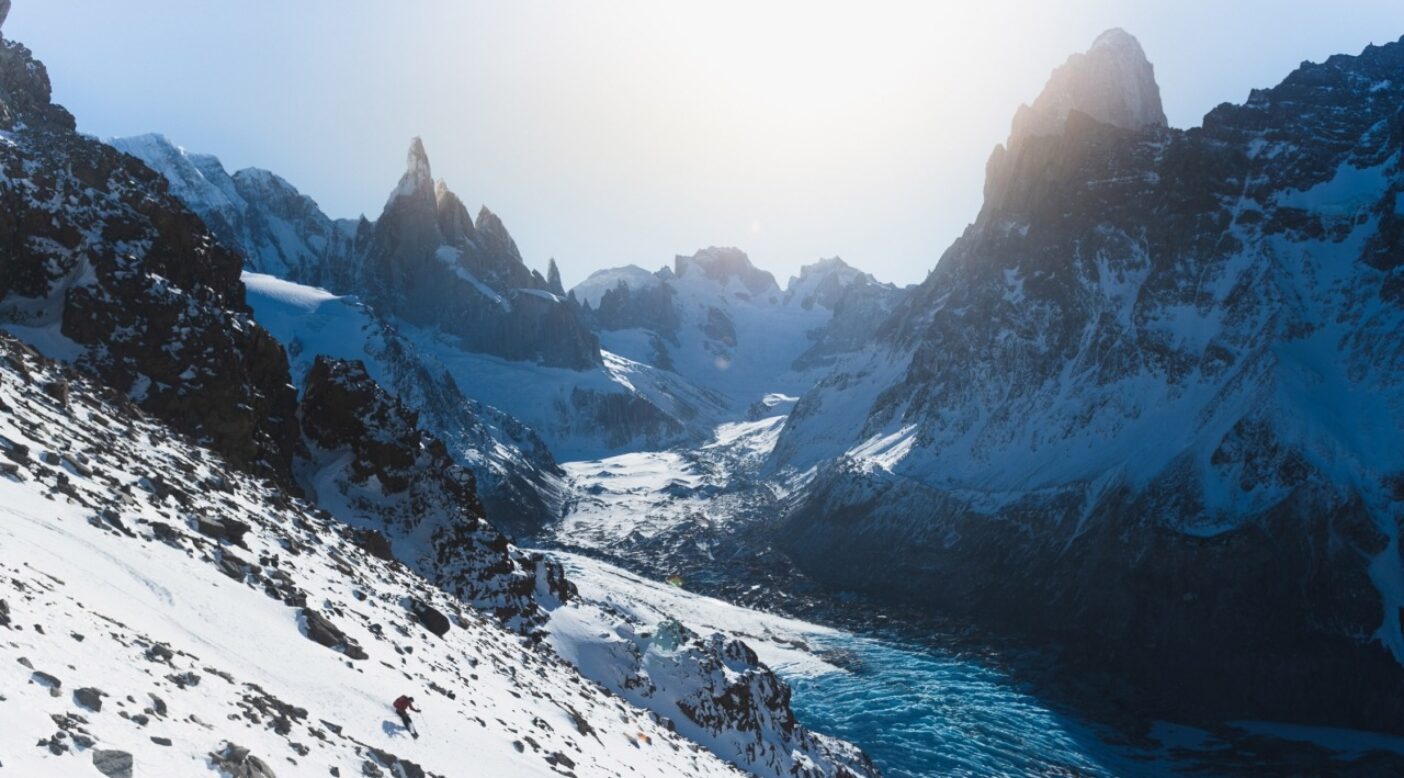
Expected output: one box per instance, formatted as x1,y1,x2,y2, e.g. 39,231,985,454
11,1,1404,288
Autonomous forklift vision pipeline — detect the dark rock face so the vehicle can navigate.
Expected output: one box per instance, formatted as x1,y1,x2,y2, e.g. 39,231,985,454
791,276,905,371
566,386,686,450
298,357,573,635
362,140,600,370
591,281,679,336
777,32,1404,731
0,40,298,482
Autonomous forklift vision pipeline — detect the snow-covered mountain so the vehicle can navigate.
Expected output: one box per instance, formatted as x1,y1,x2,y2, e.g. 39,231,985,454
0,23,877,776
106,133,363,289
113,136,739,463
772,29,1404,729
576,249,904,410
240,271,568,537
0,331,874,777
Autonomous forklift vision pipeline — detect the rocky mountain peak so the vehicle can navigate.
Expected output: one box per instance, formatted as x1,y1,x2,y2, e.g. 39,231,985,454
1009,27,1166,141
473,205,525,266
784,256,881,311
674,247,779,297
434,178,476,245
0,32,74,130
386,135,435,208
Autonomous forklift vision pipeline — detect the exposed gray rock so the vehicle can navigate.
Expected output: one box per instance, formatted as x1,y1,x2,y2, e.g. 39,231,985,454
1009,27,1166,141
73,686,104,711
408,599,450,637
298,608,367,661
209,742,276,778
91,749,133,778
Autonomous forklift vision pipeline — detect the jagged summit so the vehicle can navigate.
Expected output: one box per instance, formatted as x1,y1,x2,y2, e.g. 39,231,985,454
675,247,779,297
387,135,435,207
1010,27,1167,141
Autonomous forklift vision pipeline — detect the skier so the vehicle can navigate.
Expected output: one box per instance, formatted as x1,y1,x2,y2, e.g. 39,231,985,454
393,694,421,739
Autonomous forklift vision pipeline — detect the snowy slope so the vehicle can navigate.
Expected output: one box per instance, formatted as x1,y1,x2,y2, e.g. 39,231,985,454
0,333,877,777
0,335,748,778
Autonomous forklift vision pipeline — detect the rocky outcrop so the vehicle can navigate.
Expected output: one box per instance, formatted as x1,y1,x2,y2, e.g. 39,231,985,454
298,357,572,635
551,613,876,778
775,31,1404,730
0,39,298,481
364,139,600,369
790,261,906,371
1009,28,1166,141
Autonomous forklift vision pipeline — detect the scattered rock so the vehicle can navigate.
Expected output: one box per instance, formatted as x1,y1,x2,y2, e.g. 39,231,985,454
299,608,367,660
209,742,277,778
91,749,133,778
31,670,61,695
368,747,427,778
41,378,69,405
408,599,450,637
352,528,395,561
73,686,104,711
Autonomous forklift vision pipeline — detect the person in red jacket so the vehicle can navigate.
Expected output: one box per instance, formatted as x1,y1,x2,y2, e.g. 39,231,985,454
393,694,421,739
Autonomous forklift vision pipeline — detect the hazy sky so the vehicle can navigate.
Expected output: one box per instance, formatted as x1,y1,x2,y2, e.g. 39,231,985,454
11,2,1404,288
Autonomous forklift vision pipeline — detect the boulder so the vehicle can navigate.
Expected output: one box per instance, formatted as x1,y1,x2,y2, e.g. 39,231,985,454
299,608,366,660
210,742,276,778
73,686,104,711
408,599,450,637
91,749,133,778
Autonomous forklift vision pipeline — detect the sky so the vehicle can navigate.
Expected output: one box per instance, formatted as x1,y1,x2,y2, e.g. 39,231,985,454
10,1,1404,288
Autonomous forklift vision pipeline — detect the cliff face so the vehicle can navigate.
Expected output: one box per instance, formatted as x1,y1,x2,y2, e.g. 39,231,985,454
298,357,572,636
0,39,299,481
363,139,601,370
775,31,1404,729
